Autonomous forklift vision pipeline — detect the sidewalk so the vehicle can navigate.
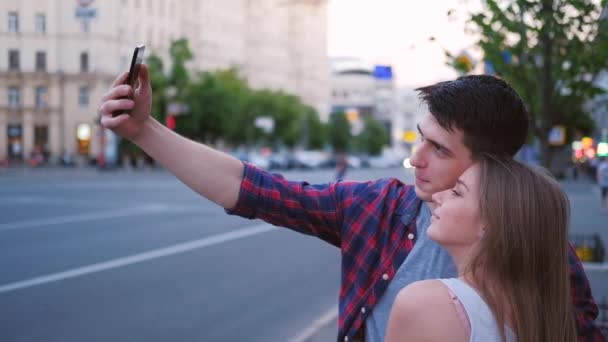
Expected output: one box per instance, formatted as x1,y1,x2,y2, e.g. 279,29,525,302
305,178,608,341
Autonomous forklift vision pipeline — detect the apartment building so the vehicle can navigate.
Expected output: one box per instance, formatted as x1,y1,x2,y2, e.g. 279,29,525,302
0,0,329,162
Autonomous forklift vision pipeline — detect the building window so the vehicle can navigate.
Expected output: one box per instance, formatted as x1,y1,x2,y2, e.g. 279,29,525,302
8,87,21,109
8,49,19,70
36,86,49,108
79,86,89,107
80,19,91,33
35,51,47,71
80,52,89,72
8,12,18,33
35,14,46,33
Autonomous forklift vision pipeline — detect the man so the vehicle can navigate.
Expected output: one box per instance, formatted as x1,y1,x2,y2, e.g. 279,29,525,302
98,66,603,341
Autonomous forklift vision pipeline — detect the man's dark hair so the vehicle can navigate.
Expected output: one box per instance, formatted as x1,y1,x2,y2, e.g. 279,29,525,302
416,75,529,157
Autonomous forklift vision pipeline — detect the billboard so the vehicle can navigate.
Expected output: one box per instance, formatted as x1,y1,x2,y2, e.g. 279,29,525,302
373,65,393,80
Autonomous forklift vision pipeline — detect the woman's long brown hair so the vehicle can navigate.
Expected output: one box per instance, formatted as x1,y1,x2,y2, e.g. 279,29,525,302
466,156,576,342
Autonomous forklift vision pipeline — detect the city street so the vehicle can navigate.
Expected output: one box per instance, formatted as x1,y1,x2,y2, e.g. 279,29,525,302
0,166,606,341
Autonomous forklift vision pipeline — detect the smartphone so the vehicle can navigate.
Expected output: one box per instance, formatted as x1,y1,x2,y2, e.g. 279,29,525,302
113,44,146,116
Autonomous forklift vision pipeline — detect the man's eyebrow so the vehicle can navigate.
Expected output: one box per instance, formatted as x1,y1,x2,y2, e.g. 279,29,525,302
417,124,455,157
456,179,469,191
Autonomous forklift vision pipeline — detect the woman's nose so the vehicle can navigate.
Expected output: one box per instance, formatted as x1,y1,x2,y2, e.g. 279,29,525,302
431,191,445,206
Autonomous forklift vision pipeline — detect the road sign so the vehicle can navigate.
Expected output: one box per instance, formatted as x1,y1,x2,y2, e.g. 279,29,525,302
549,126,566,146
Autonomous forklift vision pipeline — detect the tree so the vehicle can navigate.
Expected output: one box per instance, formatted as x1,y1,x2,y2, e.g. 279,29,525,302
185,68,250,144
328,112,352,153
269,92,306,148
147,54,169,123
455,0,608,168
168,38,193,92
303,106,326,150
356,116,390,155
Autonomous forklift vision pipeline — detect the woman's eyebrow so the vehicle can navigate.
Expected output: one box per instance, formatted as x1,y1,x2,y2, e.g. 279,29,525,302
456,179,469,192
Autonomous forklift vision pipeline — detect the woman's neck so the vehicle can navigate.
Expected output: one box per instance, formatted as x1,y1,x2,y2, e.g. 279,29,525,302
444,244,476,276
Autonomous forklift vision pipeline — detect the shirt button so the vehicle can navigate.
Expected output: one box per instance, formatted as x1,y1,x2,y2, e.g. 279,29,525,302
382,273,389,281
408,233,415,240
361,307,366,314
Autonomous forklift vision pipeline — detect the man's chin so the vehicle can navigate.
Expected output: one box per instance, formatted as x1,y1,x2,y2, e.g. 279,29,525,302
414,184,432,202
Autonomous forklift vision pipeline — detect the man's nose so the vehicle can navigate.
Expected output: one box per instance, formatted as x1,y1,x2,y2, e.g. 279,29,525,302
409,144,426,168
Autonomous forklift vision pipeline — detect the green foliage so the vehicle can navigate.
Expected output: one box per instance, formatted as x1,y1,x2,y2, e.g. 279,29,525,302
304,106,326,150
184,68,250,143
147,54,168,122
328,112,352,153
356,116,390,155
455,0,608,166
169,39,193,95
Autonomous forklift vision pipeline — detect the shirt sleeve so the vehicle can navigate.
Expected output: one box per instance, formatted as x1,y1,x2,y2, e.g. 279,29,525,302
225,162,352,247
567,243,605,341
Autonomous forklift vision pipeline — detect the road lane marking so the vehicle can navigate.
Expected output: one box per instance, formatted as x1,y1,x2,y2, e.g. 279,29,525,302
289,306,338,342
0,224,276,294
0,205,180,232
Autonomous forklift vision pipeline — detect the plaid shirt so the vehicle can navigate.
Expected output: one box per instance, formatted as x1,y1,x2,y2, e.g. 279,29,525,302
226,163,603,342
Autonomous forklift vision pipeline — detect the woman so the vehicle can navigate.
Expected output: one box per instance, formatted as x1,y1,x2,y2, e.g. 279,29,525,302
386,156,576,342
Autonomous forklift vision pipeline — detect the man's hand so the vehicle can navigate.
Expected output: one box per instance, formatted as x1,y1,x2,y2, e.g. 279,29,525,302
98,64,153,141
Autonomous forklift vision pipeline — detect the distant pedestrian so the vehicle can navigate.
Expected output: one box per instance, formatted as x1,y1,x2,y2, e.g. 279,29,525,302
335,153,348,181
597,157,608,209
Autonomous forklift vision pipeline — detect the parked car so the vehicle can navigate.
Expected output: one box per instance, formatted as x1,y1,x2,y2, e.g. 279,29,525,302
368,150,404,168
249,152,271,170
293,150,330,169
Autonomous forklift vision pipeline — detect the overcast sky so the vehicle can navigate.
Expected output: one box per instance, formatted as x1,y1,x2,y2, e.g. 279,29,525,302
327,0,482,87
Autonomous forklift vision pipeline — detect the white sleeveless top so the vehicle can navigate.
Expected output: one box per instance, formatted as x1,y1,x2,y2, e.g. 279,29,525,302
438,278,517,342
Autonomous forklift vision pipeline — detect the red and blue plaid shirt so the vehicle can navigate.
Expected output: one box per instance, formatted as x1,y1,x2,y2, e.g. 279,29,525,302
226,163,603,341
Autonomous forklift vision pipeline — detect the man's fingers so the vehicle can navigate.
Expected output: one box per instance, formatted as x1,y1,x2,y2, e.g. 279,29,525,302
100,113,130,129
99,99,134,116
111,71,129,88
101,85,133,102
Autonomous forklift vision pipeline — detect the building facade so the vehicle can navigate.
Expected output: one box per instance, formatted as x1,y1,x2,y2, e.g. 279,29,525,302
329,57,402,147
0,0,329,163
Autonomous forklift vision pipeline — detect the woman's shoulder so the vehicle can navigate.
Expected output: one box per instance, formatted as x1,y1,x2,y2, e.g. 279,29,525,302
386,280,469,342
